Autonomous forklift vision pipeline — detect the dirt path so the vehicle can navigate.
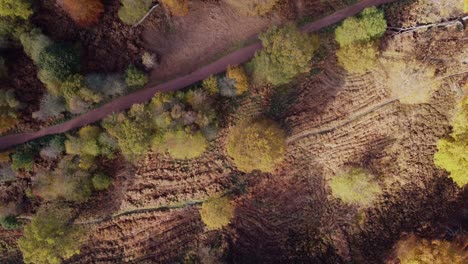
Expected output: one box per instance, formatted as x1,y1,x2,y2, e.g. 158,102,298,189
0,0,397,151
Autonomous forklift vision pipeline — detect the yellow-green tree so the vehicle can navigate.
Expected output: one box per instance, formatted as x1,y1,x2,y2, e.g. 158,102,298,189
227,118,285,173
328,168,382,207
434,96,468,187
200,196,234,230
226,65,249,95
336,42,378,74
395,235,467,264
118,0,153,25
18,206,84,264
202,76,219,95
250,24,319,85
225,0,279,16
152,129,207,159
0,0,33,20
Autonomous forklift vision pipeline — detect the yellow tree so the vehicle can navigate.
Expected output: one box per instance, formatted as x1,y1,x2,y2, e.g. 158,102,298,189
200,196,234,230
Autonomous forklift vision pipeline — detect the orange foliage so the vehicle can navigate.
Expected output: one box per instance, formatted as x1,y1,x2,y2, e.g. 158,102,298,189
60,0,104,28
161,0,189,16
0,116,18,135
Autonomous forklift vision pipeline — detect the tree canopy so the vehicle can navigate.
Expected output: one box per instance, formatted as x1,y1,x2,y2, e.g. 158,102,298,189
250,24,319,85
200,196,234,230
60,0,104,28
227,118,285,173
0,0,33,20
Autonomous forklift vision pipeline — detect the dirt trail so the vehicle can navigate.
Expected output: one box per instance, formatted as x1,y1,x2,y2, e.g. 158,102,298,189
0,0,397,151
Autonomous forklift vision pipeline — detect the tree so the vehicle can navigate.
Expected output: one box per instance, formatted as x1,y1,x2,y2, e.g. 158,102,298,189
227,118,285,173
395,235,467,264
38,43,81,83
161,0,189,16
18,206,84,264
0,0,33,20
335,7,387,47
200,196,234,230
124,64,148,90
250,24,319,85
0,215,21,230
92,172,112,190
328,168,382,207
60,0,104,28
336,42,378,74
382,58,439,104
226,65,249,95
434,96,468,187
152,129,207,159
0,89,20,134
118,0,153,25
202,76,219,95
225,0,279,16
20,28,53,63
32,93,67,121
61,74,102,114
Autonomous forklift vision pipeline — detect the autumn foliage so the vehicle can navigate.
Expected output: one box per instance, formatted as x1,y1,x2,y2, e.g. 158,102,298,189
161,0,189,16
60,0,104,28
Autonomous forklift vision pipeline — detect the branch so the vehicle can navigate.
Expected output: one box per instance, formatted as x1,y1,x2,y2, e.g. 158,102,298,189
133,3,160,28
388,16,466,34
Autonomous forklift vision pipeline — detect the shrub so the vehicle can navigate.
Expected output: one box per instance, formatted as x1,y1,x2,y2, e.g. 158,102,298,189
0,0,33,19
124,64,148,90
11,149,34,172
60,0,104,28
225,0,279,16
395,235,467,264
200,196,234,230
39,135,65,160
152,129,207,159
336,42,378,74
328,168,382,207
0,88,20,134
142,52,157,69
0,215,21,229
33,157,92,202
227,118,285,173
85,73,127,98
335,7,387,47
250,24,319,85
434,96,468,187
202,76,219,95
32,93,67,121
382,58,439,105
18,206,84,264
118,0,153,25
61,75,102,113
161,0,189,16
38,43,81,82
92,172,112,190
226,65,249,95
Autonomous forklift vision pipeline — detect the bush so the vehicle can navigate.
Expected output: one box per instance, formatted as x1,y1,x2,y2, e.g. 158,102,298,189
227,118,285,173
0,0,33,20
85,73,127,98
142,52,157,69
395,235,467,264
124,64,148,90
328,168,382,207
225,0,279,16
226,65,249,95
0,89,20,134
19,28,53,63
152,129,207,159
161,0,189,16
92,172,112,191
200,196,234,230
18,206,84,264
39,135,65,160
61,75,102,113
250,24,319,85
434,96,468,187
202,76,219,95
32,93,67,121
60,0,104,28
382,58,439,105
118,0,153,25
336,42,378,74
33,157,92,202
335,7,387,47
0,215,21,229
38,43,81,82
11,149,34,172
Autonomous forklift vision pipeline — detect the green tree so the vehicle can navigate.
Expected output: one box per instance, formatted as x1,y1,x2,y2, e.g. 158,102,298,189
38,43,81,83
250,24,319,85
227,118,286,173
0,0,33,20
20,28,53,63
200,196,234,230
0,215,21,229
336,42,378,74
124,64,148,90
18,206,84,264
152,129,207,159
118,0,153,25
434,96,468,187
335,7,387,47
328,168,382,207
92,172,112,190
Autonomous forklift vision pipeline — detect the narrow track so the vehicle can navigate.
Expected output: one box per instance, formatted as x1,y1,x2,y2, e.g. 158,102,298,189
0,0,397,151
